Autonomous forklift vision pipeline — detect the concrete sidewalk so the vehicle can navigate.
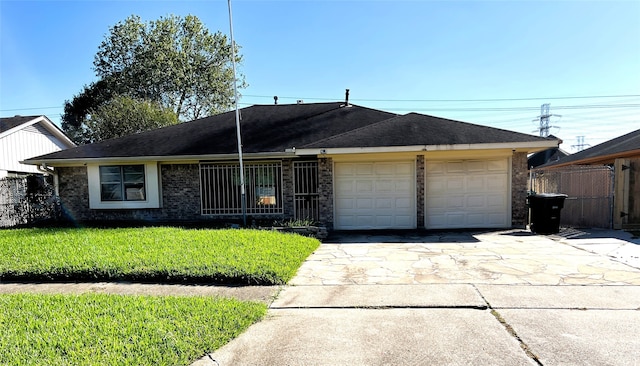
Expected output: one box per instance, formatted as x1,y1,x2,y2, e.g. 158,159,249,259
197,229,640,366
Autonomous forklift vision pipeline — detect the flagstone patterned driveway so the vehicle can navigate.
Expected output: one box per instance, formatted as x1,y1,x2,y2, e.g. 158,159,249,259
291,230,640,286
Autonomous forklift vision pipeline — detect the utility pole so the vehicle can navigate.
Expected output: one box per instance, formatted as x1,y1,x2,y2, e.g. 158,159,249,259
227,0,247,227
572,136,590,152
532,103,561,137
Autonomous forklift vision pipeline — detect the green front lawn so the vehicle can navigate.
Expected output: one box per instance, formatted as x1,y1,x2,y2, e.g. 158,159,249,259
0,227,320,284
0,293,267,365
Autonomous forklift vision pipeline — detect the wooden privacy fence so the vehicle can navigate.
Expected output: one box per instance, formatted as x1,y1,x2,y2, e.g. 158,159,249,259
530,166,614,229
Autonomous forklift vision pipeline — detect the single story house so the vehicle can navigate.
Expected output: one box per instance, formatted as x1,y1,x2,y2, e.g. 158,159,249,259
541,128,640,229
0,115,76,178
23,102,558,230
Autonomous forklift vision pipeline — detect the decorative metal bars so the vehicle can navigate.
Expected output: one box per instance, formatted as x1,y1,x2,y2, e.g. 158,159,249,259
200,162,283,215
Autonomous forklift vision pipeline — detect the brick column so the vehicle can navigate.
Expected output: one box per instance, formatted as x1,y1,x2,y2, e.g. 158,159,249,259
282,159,294,220
511,152,528,228
318,157,334,229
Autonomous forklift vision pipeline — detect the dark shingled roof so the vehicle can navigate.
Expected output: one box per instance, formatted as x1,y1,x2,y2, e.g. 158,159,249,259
0,115,42,133
28,103,550,162
528,148,569,169
302,112,550,148
30,103,395,160
544,129,640,167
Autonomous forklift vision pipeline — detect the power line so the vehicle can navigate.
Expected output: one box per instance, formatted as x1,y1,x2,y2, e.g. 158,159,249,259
0,106,61,112
243,93,640,103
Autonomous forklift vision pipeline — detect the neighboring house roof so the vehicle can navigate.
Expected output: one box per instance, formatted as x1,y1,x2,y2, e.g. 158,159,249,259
24,103,557,164
0,115,75,147
542,129,640,168
527,147,569,169
0,115,38,133
1,115,76,174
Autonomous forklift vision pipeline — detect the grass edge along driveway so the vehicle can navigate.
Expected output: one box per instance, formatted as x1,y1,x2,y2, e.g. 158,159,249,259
0,227,320,285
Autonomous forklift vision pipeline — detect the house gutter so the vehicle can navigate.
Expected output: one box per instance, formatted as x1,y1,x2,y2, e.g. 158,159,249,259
541,148,640,169
294,140,559,156
36,163,59,195
21,152,297,167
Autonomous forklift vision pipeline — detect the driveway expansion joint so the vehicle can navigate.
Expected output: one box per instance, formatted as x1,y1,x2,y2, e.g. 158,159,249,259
473,284,544,366
269,305,489,310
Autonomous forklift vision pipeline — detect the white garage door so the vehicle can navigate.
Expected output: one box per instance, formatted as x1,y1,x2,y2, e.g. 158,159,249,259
426,159,509,229
335,161,415,230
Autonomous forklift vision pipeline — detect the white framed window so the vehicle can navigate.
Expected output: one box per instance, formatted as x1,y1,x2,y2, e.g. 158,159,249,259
87,162,160,209
99,165,146,201
200,162,283,215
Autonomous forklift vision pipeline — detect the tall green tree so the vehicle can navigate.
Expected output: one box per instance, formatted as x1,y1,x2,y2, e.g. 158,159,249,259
84,95,179,143
62,14,245,144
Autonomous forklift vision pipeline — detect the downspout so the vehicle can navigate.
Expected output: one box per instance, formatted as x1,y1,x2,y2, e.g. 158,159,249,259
36,163,59,196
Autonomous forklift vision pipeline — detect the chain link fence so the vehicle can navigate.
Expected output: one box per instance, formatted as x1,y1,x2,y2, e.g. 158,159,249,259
0,175,61,228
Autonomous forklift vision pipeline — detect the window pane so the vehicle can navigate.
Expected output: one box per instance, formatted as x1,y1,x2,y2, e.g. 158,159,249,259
99,165,146,202
99,166,121,183
123,165,145,184
125,183,145,200
256,186,276,205
101,183,123,201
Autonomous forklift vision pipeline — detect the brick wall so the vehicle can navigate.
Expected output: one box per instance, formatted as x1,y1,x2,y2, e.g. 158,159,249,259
511,152,529,227
55,162,298,225
318,157,334,229
57,166,90,222
57,164,203,222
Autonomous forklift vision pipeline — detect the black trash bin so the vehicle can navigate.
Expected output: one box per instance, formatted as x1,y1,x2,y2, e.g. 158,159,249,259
527,193,568,234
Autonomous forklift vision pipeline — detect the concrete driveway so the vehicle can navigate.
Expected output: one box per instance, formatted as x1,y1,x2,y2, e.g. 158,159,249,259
197,229,640,366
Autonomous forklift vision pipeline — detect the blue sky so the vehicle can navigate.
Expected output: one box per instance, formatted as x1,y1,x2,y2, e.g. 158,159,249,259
1,0,638,152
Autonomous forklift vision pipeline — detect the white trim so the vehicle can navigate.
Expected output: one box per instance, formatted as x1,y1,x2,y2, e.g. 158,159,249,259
296,140,559,156
22,152,295,166
1,116,75,148
87,162,160,209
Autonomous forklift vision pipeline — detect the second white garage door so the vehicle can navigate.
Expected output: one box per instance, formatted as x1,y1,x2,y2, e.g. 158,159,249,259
426,159,510,229
334,161,415,230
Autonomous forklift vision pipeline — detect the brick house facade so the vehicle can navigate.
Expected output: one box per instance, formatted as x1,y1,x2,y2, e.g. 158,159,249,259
55,151,530,229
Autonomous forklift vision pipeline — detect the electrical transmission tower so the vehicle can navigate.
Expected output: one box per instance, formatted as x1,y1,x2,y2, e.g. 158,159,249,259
572,136,590,151
533,103,561,137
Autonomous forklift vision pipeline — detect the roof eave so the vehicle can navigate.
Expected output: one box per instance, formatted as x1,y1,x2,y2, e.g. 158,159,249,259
542,148,640,168
294,140,559,156
22,151,296,166
0,116,76,148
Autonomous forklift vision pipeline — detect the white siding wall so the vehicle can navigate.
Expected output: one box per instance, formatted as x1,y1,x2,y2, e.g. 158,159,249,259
0,123,68,175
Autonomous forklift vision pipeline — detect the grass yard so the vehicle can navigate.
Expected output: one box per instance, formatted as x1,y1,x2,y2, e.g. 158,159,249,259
0,293,267,365
0,227,320,285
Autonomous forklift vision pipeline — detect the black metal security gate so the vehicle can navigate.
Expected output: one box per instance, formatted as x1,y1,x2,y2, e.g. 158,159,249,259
293,161,319,222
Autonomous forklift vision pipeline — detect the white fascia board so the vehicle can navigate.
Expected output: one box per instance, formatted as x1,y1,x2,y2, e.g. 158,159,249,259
294,140,559,156
0,116,41,139
0,116,76,148
21,151,297,166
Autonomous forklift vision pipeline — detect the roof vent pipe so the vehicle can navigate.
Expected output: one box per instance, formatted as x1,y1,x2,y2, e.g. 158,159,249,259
297,100,304,104
274,96,278,105
345,89,350,106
